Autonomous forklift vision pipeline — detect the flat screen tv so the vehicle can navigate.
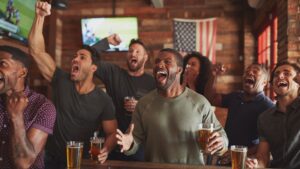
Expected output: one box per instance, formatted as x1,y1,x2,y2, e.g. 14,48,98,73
0,0,36,43
81,17,138,51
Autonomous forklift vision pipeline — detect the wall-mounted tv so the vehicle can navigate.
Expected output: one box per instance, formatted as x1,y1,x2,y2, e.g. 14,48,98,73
81,17,138,51
0,0,36,43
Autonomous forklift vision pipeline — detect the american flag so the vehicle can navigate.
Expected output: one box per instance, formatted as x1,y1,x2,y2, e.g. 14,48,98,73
173,18,217,64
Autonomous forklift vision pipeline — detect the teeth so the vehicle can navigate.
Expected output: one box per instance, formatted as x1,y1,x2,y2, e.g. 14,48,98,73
157,70,167,75
278,81,287,86
130,58,137,62
245,78,255,84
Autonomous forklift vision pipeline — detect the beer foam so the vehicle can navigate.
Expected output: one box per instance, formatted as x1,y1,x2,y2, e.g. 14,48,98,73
199,128,213,131
69,145,83,148
232,148,247,152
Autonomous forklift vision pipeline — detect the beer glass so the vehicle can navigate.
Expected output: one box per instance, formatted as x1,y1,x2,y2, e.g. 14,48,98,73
66,141,83,169
90,136,105,160
231,145,247,169
198,123,214,153
124,96,135,116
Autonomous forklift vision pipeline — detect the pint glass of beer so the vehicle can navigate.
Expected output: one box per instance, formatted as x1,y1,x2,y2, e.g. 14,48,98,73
66,141,83,169
198,123,214,153
90,137,105,160
230,145,247,169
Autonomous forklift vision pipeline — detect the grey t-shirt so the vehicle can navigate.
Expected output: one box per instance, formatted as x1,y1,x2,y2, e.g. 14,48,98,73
127,88,228,165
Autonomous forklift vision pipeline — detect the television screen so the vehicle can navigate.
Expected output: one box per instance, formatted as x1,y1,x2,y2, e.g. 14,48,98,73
81,17,138,51
0,0,36,43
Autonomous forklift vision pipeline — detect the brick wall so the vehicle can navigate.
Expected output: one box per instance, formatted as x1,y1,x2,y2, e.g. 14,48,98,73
44,0,255,95
0,0,257,96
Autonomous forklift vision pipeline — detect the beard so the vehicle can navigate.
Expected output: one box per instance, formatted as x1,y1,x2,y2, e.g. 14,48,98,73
156,72,177,91
127,59,145,72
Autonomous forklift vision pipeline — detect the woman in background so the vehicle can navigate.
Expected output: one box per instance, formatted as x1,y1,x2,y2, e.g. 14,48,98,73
182,52,212,95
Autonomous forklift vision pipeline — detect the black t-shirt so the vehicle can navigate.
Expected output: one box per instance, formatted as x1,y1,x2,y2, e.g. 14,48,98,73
46,68,115,160
95,62,155,132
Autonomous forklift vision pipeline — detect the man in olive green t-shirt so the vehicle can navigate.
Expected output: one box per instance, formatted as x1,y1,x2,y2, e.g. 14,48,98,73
116,48,228,165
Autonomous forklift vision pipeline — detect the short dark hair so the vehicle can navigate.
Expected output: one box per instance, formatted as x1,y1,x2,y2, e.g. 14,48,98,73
182,52,212,94
82,45,99,64
0,45,30,69
270,61,300,83
129,39,147,52
159,48,183,68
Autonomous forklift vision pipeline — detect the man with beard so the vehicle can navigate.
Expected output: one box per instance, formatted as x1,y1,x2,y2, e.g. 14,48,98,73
115,48,228,165
92,37,155,161
0,46,56,169
246,62,300,168
28,1,117,168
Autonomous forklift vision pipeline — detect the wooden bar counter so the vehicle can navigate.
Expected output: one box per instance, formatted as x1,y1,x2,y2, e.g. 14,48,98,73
81,160,231,169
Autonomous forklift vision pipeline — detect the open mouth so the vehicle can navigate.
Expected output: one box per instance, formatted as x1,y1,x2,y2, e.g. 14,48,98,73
71,65,80,75
156,70,168,82
130,58,138,65
277,81,288,88
244,77,255,85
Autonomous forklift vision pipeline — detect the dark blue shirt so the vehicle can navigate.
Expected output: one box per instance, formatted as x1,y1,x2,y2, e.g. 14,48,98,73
222,91,274,147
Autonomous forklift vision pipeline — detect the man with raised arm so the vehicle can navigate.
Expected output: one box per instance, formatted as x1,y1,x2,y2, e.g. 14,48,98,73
93,37,155,161
204,64,274,165
0,46,56,169
116,48,228,164
28,1,117,168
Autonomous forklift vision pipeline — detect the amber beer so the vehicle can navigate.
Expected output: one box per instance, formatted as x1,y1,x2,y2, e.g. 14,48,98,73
198,123,214,153
90,137,105,160
66,141,83,169
231,145,247,169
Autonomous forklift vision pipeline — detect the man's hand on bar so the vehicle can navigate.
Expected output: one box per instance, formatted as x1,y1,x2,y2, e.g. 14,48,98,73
116,124,134,152
246,157,258,168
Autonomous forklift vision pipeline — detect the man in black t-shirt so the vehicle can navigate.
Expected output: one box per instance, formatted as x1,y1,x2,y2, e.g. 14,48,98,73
29,2,118,169
93,36,155,161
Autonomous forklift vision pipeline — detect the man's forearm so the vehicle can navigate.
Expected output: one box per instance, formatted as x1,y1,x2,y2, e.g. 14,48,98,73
9,117,37,169
92,38,110,53
29,15,46,55
104,132,117,152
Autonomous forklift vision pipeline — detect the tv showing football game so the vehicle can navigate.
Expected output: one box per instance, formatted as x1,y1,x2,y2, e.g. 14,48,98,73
0,0,36,43
81,17,138,51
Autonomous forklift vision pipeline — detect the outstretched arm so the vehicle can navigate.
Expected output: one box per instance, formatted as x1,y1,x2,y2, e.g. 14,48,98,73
28,1,56,82
92,33,121,53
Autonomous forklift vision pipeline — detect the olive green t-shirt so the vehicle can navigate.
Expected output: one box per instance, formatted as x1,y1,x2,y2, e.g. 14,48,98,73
126,88,228,165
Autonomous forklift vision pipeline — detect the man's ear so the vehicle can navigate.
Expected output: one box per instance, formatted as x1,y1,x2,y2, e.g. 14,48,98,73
19,67,28,78
91,64,97,72
144,53,149,62
177,67,183,74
